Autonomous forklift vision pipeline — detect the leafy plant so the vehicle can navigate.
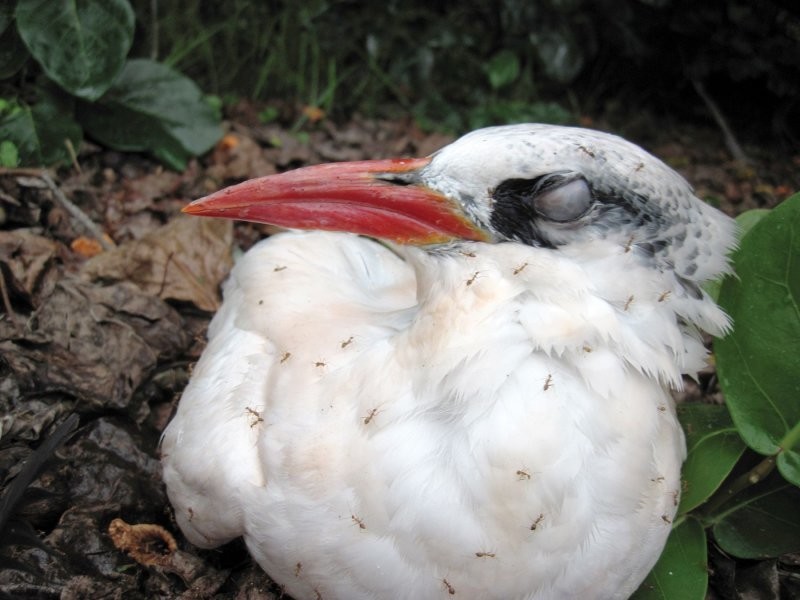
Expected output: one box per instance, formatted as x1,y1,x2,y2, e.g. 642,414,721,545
0,0,221,169
633,193,800,599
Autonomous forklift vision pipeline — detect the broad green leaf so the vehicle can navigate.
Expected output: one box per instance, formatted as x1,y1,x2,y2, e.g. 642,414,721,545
703,208,771,302
715,194,800,486
0,89,81,166
486,50,520,90
15,0,134,100
735,208,770,239
677,403,746,514
0,140,18,166
77,59,222,170
631,518,707,600
711,472,800,559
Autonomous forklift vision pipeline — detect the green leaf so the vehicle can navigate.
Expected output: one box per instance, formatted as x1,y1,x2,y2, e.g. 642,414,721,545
711,472,800,559
631,518,707,600
715,194,800,486
15,0,134,100
77,59,222,170
0,89,81,166
703,208,772,301
736,208,771,239
677,403,746,514
486,50,520,90
0,140,19,166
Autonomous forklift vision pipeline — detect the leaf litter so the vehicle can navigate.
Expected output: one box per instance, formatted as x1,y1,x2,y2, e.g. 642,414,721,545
0,111,798,599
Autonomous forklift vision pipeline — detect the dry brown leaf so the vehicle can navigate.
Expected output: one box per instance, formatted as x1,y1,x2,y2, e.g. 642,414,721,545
207,132,276,181
0,277,189,415
302,105,326,123
0,229,59,306
81,215,233,312
108,518,177,567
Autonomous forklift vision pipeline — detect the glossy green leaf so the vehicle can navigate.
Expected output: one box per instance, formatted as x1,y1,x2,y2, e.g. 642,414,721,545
677,403,746,514
735,208,771,239
711,472,800,559
631,518,707,600
0,89,81,166
77,59,222,170
703,208,771,302
715,194,800,486
15,0,134,100
486,50,520,90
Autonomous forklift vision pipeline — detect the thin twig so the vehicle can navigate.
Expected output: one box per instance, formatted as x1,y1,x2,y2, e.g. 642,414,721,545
0,267,16,321
64,138,82,174
699,455,776,520
39,173,115,250
0,167,115,251
691,77,750,164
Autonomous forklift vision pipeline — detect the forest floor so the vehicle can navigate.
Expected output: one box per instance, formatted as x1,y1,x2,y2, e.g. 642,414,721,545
1,107,798,599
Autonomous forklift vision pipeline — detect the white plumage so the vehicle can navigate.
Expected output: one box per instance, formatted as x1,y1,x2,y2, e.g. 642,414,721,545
161,125,735,599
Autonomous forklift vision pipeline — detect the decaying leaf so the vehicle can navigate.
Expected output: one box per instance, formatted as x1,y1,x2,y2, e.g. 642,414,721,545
82,215,233,311
207,132,277,182
108,517,228,592
108,518,177,567
0,277,189,415
70,236,105,258
0,229,59,307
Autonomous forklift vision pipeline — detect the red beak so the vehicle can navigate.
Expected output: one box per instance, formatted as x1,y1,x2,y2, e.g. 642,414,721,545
183,157,488,245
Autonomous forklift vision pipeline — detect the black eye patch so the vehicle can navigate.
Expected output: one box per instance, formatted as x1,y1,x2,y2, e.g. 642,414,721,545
489,173,593,246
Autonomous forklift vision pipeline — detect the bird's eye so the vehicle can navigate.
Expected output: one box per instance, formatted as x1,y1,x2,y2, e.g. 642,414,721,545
533,178,593,222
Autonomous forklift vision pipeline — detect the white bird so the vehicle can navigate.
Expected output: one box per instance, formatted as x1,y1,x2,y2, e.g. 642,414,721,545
161,124,735,600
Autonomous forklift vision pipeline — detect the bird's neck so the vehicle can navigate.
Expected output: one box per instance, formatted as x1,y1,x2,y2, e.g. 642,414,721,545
399,241,727,401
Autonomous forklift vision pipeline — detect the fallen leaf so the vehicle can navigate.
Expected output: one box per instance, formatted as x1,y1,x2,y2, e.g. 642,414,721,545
207,132,276,181
302,105,326,123
70,236,104,258
0,230,59,307
0,277,189,415
108,518,177,567
81,215,233,312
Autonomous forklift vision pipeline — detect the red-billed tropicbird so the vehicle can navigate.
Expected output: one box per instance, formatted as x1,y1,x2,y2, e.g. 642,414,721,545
161,124,735,600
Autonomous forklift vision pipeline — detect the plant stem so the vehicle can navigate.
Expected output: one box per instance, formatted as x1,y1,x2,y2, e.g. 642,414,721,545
779,418,800,454
699,454,776,522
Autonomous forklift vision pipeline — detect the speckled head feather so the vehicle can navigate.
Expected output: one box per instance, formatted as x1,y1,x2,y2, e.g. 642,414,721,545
418,124,736,286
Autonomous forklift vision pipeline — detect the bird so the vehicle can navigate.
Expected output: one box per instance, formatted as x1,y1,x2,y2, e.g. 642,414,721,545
160,124,735,600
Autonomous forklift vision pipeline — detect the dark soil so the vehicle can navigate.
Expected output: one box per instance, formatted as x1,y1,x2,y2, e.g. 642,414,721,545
1,110,798,599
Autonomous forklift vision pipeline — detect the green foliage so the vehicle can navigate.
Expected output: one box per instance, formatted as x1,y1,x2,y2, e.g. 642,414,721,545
0,87,81,165
486,50,520,90
77,59,222,170
0,0,221,169
676,403,745,514
15,0,134,100
709,473,800,559
716,196,800,483
125,0,797,138
0,139,18,166
633,194,800,598
632,519,707,600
